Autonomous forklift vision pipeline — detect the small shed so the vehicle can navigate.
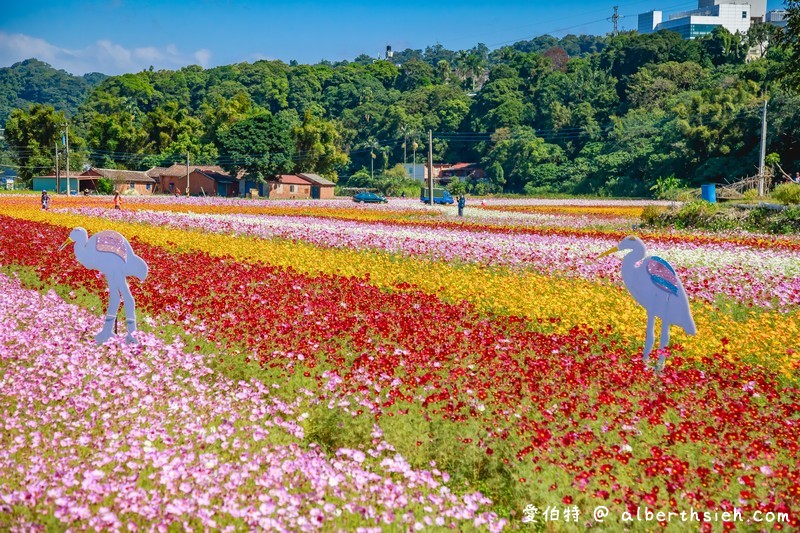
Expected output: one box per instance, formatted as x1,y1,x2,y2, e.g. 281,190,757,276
149,164,241,196
82,167,156,195
267,175,312,199
32,175,80,193
298,173,336,199
190,168,240,197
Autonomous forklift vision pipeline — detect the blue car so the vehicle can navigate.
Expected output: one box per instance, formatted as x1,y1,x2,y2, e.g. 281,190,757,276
352,192,388,203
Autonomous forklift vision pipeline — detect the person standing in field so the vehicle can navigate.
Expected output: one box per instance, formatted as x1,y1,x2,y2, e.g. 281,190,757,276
41,190,50,210
457,194,466,217
113,191,122,210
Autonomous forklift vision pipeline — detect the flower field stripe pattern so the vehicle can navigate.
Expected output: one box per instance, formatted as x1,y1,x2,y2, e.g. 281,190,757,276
2,232,800,530
0,273,505,531
5,194,800,252
1,210,798,372
57,206,800,313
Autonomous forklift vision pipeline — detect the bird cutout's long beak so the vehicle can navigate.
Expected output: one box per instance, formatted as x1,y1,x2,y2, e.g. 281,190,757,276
597,246,618,259
58,237,73,252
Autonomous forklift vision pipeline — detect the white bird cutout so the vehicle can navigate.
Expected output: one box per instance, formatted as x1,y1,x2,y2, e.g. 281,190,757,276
60,228,148,345
598,235,696,370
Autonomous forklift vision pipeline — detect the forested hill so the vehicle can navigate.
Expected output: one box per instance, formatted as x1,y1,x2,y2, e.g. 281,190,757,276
3,24,800,197
0,59,106,125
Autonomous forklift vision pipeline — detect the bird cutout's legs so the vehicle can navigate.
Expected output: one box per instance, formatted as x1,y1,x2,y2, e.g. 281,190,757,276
119,280,138,344
655,320,671,371
96,278,123,344
106,281,122,318
95,316,117,345
642,313,656,363
99,274,139,345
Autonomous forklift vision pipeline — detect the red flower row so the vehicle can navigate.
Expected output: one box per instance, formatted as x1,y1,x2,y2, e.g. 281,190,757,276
1,215,797,524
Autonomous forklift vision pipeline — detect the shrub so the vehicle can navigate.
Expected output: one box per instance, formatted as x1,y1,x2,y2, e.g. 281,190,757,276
742,188,760,201
97,177,114,195
640,205,666,225
673,201,722,228
649,175,686,199
643,201,747,232
766,206,800,234
771,183,800,205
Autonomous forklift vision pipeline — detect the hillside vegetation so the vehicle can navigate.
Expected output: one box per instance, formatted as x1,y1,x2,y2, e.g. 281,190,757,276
2,18,800,197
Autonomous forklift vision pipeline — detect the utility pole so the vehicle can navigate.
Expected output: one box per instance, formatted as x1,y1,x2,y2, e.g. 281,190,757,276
186,152,190,196
412,138,417,181
758,97,768,197
427,130,434,206
55,143,60,193
403,131,407,168
64,123,70,196
609,6,622,36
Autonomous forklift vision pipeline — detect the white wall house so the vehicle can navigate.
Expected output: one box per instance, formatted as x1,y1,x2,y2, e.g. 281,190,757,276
765,9,788,27
638,0,756,39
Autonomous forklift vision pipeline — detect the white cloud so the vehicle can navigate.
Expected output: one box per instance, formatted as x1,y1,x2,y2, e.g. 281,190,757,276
0,31,213,75
132,46,164,63
194,49,212,68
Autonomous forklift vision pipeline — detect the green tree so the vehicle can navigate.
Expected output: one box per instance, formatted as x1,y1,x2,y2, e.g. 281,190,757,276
599,31,703,97
344,167,374,188
143,100,202,153
96,177,114,195
484,161,506,193
626,61,707,110
287,65,325,115
465,43,490,91
468,66,525,131
85,109,149,168
5,104,65,182
396,59,436,91
375,163,415,196
199,93,257,146
447,176,467,196
700,27,748,66
783,0,800,89
217,113,295,182
482,127,565,192
291,110,349,181
747,22,783,60
674,78,762,182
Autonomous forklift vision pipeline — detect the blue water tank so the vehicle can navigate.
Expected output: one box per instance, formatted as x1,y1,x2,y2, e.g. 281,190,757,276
701,184,716,203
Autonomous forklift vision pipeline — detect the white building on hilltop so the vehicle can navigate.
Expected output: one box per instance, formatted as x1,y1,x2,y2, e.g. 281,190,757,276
765,9,788,27
700,0,766,23
638,0,771,39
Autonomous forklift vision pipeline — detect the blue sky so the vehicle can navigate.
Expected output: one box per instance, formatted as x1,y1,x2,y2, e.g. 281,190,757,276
0,0,787,75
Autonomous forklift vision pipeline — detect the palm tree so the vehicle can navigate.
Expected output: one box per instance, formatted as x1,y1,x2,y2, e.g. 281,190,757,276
398,124,409,167
364,138,381,181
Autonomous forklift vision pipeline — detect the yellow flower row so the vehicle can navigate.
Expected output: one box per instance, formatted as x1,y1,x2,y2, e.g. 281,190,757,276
9,204,798,374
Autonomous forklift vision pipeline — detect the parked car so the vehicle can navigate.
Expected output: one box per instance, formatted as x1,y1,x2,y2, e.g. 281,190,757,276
352,192,388,203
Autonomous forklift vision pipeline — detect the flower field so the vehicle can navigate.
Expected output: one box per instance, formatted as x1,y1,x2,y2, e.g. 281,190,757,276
1,194,799,531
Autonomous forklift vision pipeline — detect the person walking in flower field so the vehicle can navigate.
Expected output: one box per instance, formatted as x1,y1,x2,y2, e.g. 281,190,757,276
41,190,50,211
113,191,122,210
